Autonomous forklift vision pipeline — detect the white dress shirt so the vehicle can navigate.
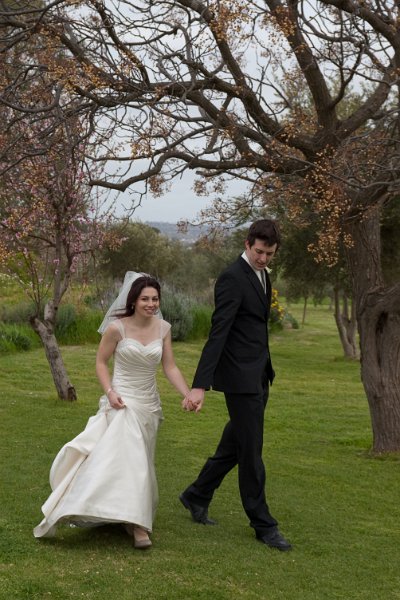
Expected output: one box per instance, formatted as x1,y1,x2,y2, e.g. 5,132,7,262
241,251,266,292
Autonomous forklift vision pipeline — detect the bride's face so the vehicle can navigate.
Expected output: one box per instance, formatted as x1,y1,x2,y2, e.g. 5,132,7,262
135,286,160,318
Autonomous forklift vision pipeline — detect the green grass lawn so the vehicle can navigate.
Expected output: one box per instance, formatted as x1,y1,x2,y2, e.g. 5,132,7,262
1,304,399,600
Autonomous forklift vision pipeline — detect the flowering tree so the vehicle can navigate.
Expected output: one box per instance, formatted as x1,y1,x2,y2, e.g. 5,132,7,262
1,1,400,449
0,117,113,400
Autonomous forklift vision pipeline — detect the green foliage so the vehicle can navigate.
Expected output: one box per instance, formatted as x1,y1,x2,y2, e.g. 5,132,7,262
0,306,103,351
161,289,193,341
168,234,242,300
187,304,212,340
268,289,299,330
283,311,299,329
55,307,103,345
101,221,183,281
168,248,219,299
0,323,33,353
55,304,77,337
0,300,36,323
269,287,285,332
83,291,104,308
0,295,210,347
273,212,348,304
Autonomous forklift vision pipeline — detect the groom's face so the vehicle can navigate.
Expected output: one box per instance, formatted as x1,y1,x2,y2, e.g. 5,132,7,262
245,238,277,271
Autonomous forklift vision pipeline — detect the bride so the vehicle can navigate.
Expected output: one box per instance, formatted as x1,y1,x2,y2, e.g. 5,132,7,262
33,272,191,549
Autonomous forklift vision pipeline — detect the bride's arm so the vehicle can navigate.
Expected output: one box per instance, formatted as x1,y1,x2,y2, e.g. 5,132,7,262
161,331,191,399
96,324,125,409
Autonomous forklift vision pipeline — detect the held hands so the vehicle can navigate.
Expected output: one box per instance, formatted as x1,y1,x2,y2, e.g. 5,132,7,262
182,388,205,413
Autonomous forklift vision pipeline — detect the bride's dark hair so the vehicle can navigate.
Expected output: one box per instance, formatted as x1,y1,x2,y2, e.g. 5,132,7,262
114,276,161,318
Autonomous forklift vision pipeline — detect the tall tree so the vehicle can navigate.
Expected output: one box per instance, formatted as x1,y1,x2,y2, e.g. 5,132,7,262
1,1,400,451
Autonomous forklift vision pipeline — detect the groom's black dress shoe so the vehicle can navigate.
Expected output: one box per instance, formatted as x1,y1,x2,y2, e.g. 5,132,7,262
257,530,292,552
179,493,217,525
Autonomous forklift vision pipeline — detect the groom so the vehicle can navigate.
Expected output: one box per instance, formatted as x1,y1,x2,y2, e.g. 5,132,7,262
180,219,291,551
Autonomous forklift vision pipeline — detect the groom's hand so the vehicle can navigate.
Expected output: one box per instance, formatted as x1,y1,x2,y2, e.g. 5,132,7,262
185,388,205,413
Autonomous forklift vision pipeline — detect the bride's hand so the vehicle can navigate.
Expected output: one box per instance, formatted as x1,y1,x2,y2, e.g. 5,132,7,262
182,396,193,411
107,390,125,409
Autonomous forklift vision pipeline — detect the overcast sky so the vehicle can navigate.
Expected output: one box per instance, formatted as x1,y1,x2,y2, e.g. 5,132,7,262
130,172,211,223
114,171,247,224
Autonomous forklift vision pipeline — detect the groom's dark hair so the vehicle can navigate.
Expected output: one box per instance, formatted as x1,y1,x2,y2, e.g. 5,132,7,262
246,219,281,250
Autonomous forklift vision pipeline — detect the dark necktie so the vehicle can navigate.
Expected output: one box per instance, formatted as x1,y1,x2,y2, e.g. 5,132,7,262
261,269,266,293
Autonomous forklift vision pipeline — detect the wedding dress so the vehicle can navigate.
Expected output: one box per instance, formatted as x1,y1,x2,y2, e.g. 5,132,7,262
33,318,170,538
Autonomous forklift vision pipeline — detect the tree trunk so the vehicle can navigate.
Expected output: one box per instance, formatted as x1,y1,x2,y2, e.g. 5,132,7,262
333,287,359,359
302,295,308,326
30,316,77,401
345,210,400,452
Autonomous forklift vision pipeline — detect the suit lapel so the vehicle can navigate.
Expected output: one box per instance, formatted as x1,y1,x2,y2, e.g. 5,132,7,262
238,257,268,306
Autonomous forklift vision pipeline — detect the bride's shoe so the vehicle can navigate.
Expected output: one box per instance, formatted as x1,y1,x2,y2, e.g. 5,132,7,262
133,526,152,549
125,524,152,549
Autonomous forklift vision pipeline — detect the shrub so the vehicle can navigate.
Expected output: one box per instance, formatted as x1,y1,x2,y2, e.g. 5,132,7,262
269,289,300,331
161,290,193,341
0,334,15,353
269,288,285,332
0,299,103,347
0,301,36,323
55,304,77,338
188,304,212,340
0,324,33,353
72,311,103,344
55,307,103,345
283,312,299,329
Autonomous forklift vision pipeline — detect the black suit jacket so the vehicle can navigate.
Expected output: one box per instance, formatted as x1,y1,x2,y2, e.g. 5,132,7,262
192,256,275,394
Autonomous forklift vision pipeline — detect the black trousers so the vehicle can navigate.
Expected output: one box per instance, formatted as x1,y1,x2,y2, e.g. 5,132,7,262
184,386,278,536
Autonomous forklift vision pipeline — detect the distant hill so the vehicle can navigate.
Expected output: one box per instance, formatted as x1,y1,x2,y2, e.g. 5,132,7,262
145,221,209,245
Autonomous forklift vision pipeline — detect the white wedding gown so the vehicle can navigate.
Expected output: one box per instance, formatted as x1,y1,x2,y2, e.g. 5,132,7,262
33,318,170,538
